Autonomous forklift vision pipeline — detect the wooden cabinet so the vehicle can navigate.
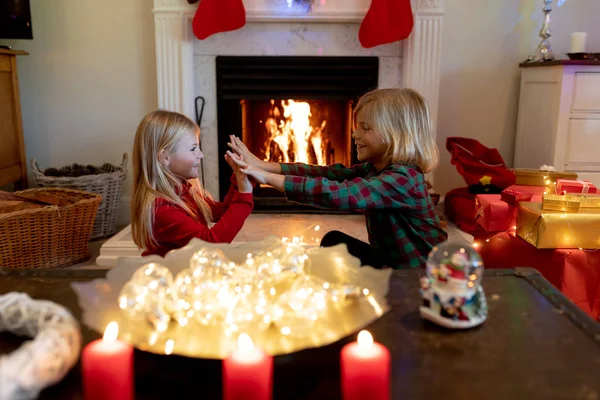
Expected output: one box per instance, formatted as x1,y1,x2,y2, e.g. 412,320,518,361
0,49,28,189
514,60,600,187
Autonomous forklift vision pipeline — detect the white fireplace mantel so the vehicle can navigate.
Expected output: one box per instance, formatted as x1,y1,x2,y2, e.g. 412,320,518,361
152,0,444,185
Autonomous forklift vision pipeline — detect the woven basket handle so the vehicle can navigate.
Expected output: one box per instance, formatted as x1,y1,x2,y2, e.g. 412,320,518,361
30,158,45,179
120,153,128,175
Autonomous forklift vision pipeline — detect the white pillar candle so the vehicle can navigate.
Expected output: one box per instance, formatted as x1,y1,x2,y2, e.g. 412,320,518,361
570,32,587,53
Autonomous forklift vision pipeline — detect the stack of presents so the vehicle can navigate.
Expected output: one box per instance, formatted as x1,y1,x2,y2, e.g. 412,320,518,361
444,138,600,321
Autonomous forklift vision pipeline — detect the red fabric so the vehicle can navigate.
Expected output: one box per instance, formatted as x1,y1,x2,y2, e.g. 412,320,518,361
142,178,253,257
446,137,516,189
556,179,597,194
443,187,477,235
192,0,246,40
358,0,413,48
475,229,600,321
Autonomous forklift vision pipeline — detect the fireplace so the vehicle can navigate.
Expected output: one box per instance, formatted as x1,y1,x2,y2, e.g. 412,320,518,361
216,56,378,211
151,0,445,211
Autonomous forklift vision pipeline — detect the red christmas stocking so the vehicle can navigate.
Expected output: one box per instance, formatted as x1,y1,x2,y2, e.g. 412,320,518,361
358,0,414,48
192,0,246,40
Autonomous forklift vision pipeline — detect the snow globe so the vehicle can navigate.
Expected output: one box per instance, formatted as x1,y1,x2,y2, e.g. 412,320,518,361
419,242,487,329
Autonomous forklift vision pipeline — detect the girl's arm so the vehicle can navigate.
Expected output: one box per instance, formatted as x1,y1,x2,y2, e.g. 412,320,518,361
209,172,245,221
212,153,255,221
153,193,253,247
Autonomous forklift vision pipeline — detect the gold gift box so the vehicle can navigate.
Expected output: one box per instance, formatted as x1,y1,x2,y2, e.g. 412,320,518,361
541,194,580,212
517,202,600,249
572,194,600,209
513,169,578,187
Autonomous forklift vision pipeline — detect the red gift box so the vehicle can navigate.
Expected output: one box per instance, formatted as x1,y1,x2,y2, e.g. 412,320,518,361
475,195,517,232
556,179,597,194
500,188,533,204
474,228,600,321
504,184,548,197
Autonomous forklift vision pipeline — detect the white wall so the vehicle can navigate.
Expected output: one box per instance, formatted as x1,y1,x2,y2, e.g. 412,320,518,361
0,0,157,223
2,0,599,222
435,0,600,196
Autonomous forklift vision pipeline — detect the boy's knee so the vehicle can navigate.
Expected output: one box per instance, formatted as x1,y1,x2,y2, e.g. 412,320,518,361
320,230,345,247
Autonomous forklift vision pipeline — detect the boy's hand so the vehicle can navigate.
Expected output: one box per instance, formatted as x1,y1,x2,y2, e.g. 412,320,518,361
227,135,263,170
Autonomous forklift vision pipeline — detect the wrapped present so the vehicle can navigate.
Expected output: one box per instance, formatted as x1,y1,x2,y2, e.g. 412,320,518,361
504,184,548,197
541,194,580,213
500,188,533,205
556,179,597,194
475,195,516,232
474,228,600,321
513,169,577,188
575,194,600,209
516,202,600,249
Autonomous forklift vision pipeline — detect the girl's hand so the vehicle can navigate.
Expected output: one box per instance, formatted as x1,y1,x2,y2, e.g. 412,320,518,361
225,153,253,193
226,151,269,184
235,170,253,193
227,135,263,169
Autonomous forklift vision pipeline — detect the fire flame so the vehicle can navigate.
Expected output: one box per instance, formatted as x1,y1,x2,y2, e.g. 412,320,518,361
263,100,328,165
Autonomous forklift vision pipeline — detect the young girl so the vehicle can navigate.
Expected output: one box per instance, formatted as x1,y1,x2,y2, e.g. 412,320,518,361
227,88,447,269
131,110,254,257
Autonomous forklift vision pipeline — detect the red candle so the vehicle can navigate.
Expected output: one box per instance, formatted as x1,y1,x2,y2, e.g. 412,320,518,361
223,334,273,400
82,322,133,400
341,330,391,400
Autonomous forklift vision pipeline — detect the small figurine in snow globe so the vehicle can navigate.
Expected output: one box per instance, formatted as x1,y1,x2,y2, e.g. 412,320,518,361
419,242,487,329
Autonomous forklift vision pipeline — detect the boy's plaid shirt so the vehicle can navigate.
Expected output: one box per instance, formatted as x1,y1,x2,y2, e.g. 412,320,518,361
281,162,448,269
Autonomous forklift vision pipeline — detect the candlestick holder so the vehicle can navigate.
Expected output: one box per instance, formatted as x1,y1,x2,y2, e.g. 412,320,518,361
526,0,568,63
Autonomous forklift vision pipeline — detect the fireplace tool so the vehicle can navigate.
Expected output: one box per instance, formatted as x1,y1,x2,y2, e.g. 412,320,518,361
194,96,206,187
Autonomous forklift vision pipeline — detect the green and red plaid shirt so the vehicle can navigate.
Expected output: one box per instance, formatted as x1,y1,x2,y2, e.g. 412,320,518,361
281,162,448,269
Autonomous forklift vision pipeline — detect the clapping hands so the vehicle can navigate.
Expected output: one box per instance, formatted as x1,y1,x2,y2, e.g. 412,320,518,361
224,152,253,193
225,150,269,184
227,135,263,170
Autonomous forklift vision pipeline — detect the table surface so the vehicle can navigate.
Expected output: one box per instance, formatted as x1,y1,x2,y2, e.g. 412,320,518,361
1,267,600,400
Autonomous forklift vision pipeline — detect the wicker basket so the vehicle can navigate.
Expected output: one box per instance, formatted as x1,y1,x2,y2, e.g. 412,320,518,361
31,153,127,239
0,188,102,269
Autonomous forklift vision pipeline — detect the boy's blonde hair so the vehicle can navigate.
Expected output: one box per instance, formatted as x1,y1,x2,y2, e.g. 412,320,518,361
354,88,439,173
131,110,213,250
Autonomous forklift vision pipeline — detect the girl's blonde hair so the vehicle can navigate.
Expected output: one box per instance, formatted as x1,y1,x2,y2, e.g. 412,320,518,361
131,110,213,250
354,88,439,173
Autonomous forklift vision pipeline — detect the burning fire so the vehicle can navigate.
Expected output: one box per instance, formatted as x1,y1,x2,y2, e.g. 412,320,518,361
263,100,328,165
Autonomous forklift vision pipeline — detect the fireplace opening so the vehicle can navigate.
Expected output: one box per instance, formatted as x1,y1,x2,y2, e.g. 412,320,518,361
216,56,378,212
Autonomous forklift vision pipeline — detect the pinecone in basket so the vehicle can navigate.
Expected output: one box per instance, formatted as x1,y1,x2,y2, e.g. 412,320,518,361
100,163,118,173
44,162,119,177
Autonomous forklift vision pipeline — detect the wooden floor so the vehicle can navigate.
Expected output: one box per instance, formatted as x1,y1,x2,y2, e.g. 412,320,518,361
71,212,473,269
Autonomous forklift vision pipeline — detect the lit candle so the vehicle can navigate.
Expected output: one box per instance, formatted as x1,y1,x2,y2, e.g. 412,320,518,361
82,322,133,400
341,330,390,400
223,334,273,400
